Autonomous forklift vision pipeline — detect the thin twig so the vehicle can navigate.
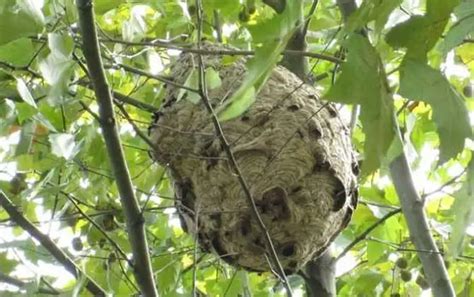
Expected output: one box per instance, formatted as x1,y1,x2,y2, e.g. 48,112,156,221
115,103,157,149
113,91,159,113
349,104,359,135
336,208,401,261
302,0,319,38
73,53,159,113
108,62,199,93
58,189,133,269
99,38,344,64
0,191,106,296
0,271,60,295
421,168,467,198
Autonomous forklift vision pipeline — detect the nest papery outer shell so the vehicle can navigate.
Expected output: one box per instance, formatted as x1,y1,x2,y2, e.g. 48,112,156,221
150,45,358,273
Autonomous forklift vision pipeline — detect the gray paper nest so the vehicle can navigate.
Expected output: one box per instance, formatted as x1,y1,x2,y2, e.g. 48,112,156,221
149,44,358,273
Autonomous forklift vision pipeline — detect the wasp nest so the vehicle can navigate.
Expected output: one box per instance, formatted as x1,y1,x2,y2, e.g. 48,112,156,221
149,44,358,273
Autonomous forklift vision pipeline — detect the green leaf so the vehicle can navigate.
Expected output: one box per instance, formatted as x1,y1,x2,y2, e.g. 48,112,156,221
398,59,472,163
0,38,34,65
448,153,474,257
177,67,221,104
16,78,37,108
346,0,402,36
218,0,303,121
49,133,78,160
94,0,126,14
38,54,75,104
439,1,474,54
15,102,37,124
37,33,75,103
386,0,459,59
48,33,74,58
354,271,384,292
15,121,35,155
204,0,240,18
0,252,17,274
153,254,180,295
218,86,255,121
325,34,395,175
17,0,45,26
385,16,431,58
16,155,34,171
217,270,244,296
367,240,385,264
0,0,43,45
205,67,222,90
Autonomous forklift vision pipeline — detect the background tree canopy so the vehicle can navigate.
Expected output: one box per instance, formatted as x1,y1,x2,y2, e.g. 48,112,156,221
0,0,473,296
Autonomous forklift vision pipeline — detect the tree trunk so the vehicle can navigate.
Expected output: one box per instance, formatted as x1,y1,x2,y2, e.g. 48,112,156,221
299,249,336,297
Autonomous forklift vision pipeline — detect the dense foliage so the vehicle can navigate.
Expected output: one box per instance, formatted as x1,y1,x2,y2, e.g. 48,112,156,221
0,0,473,296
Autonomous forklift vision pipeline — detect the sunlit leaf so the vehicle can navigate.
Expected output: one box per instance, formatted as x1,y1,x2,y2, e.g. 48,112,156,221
94,0,126,14
205,67,222,90
0,252,17,274
0,0,43,45
153,254,180,295
439,1,474,55
177,67,221,104
0,38,34,65
14,121,35,155
49,133,79,160
398,59,472,163
16,78,37,108
325,34,395,175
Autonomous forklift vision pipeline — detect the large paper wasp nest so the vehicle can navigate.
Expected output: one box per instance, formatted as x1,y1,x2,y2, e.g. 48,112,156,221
149,44,358,273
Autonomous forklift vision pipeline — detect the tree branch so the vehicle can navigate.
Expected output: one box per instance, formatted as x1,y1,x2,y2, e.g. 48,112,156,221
336,208,401,260
0,191,106,296
334,0,455,295
390,150,455,296
0,271,60,295
99,38,344,64
75,1,158,296
299,249,335,297
112,91,159,113
73,53,159,113
280,0,318,80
